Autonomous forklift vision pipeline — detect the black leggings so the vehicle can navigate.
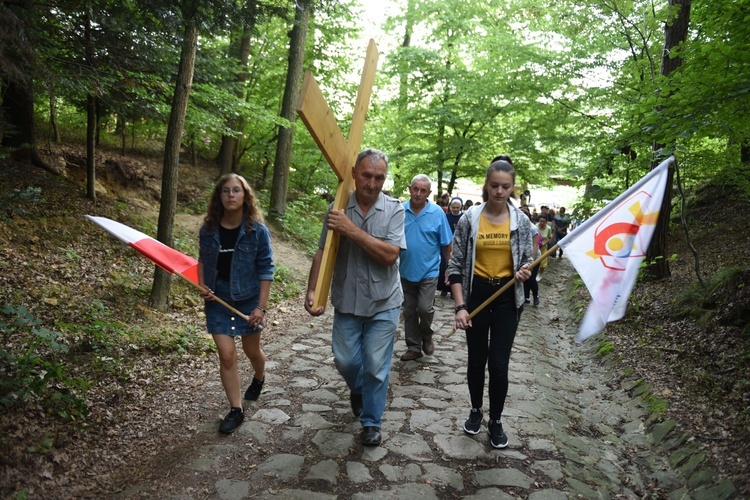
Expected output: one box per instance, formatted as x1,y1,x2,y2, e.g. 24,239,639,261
524,265,539,299
465,277,521,421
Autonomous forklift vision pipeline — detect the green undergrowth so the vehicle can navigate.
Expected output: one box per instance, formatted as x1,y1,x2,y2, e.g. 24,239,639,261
675,266,749,331
0,300,213,424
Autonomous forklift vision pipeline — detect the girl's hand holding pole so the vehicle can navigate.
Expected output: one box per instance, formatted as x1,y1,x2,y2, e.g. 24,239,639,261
515,264,531,282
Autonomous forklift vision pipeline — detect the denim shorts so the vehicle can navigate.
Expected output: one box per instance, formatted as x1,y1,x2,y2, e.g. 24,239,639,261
205,279,261,337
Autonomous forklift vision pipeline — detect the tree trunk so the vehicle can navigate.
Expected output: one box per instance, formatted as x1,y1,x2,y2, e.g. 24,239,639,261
0,5,47,170
86,94,97,200
217,28,252,175
0,78,47,169
85,8,96,200
269,0,311,220
150,19,199,311
49,82,60,144
646,0,691,279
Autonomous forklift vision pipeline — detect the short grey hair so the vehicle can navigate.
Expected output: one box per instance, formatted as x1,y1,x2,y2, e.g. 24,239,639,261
410,174,432,189
355,148,388,170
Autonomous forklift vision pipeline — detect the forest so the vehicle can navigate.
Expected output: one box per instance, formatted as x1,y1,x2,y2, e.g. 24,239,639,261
1,0,749,497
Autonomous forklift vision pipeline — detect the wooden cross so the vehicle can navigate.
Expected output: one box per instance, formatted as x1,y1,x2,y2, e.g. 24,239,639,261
296,39,379,309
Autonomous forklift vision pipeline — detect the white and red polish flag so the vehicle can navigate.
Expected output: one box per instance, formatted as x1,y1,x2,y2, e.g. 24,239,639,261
557,156,673,342
85,215,200,285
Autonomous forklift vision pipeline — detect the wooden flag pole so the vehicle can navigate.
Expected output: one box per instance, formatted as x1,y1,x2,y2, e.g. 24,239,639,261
445,244,560,338
174,270,250,322
296,39,379,309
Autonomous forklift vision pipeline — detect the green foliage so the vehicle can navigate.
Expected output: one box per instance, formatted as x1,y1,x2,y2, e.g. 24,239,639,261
596,341,615,356
675,266,746,323
58,300,124,354
638,254,678,280
136,326,213,356
643,392,669,420
0,304,88,420
271,265,303,303
273,193,327,255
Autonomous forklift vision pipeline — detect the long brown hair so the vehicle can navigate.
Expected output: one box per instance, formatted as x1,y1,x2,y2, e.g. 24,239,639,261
203,173,265,231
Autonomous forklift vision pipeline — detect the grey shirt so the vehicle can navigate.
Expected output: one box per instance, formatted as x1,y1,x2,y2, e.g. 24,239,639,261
318,191,406,317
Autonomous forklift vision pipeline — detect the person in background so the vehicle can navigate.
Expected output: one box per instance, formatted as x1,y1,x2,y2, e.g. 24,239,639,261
547,208,557,255
553,207,570,257
536,213,553,282
523,210,541,306
449,159,533,449
438,192,451,212
446,197,464,233
399,175,453,361
439,197,464,297
199,173,274,434
304,148,405,447
463,199,474,211
436,197,448,212
539,205,549,219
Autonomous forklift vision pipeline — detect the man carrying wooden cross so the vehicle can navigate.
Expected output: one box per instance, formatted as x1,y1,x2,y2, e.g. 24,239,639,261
304,149,405,447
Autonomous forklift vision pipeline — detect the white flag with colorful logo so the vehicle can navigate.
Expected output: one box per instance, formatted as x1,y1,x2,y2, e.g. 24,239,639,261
557,156,673,342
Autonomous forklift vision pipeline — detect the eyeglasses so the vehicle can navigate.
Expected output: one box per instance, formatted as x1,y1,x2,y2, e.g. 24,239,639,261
221,187,243,196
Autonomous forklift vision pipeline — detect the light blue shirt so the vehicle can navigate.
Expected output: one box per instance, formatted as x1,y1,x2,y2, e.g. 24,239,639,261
399,200,453,282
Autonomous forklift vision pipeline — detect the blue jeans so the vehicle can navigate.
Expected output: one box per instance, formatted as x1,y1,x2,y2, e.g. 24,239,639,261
332,307,399,428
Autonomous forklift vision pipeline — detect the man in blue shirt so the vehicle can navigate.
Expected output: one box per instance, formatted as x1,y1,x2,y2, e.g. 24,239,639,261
399,174,453,361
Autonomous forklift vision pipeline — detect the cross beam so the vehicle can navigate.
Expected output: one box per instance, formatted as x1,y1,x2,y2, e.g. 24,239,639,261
296,39,379,309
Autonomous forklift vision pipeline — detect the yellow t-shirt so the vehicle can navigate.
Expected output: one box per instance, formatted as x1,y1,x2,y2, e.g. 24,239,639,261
474,215,513,278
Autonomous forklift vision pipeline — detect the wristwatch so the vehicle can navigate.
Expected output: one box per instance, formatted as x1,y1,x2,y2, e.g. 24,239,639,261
455,304,467,313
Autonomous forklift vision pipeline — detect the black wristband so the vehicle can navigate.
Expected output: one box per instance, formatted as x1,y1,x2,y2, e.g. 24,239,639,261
455,304,467,313
256,305,267,314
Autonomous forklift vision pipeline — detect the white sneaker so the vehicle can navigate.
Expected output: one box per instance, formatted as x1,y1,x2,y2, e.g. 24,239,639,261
536,272,542,282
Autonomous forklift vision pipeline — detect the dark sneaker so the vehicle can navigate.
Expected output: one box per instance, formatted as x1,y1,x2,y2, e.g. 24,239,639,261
219,407,244,434
244,377,264,401
533,297,540,306
488,419,508,448
362,426,382,446
524,298,530,304
463,408,482,435
350,391,363,417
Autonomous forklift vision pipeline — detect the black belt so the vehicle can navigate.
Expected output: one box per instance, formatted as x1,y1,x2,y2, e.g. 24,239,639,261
473,275,512,286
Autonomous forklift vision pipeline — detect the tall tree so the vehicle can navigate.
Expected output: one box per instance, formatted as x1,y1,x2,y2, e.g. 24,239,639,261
84,7,97,200
150,16,200,311
646,0,691,279
269,0,312,220
216,25,253,175
0,4,47,170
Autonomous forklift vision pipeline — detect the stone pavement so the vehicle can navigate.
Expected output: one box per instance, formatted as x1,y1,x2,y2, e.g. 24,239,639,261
118,257,737,499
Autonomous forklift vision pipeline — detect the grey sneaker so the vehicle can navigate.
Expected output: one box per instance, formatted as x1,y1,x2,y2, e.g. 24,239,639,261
463,408,482,435
488,419,508,448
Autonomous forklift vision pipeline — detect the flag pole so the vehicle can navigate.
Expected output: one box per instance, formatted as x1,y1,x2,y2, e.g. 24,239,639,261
173,270,250,322
445,244,560,338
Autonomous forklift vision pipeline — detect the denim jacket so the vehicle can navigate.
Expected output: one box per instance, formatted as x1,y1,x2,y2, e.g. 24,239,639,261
199,219,274,301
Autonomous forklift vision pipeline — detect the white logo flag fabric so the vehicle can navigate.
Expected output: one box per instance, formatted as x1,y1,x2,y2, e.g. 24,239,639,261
85,215,200,285
557,156,673,342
